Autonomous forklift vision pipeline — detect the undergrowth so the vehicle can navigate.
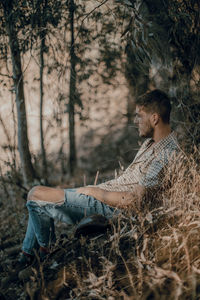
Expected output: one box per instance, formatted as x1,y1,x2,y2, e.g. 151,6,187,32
0,149,199,299
21,150,200,300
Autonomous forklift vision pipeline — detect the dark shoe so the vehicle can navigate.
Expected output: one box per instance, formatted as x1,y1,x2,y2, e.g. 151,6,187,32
39,249,48,262
18,252,34,268
18,259,38,281
38,246,50,262
1,253,35,287
18,249,48,281
18,263,36,281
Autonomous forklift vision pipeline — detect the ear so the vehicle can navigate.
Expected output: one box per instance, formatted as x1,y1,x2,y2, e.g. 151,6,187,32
151,113,159,126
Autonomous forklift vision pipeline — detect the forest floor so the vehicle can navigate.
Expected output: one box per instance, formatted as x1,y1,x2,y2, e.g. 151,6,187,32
0,187,138,300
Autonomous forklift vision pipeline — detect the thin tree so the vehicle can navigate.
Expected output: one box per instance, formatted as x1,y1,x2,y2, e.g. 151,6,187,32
30,0,63,181
0,0,35,185
68,0,77,175
39,32,48,182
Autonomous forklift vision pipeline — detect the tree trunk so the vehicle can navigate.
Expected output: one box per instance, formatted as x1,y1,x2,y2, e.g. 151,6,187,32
68,0,77,175
40,34,48,183
4,4,35,185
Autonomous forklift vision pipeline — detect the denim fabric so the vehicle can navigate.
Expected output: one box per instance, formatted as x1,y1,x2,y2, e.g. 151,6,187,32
22,189,118,255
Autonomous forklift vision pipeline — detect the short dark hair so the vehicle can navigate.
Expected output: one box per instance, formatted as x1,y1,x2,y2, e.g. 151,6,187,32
135,89,171,124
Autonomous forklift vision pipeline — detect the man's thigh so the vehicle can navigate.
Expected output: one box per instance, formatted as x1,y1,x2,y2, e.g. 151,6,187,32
64,189,117,221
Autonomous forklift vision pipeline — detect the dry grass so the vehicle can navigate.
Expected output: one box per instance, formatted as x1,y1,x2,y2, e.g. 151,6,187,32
23,150,200,300
1,150,200,299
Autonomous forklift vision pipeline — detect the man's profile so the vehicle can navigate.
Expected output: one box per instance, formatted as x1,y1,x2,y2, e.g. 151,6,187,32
18,89,180,267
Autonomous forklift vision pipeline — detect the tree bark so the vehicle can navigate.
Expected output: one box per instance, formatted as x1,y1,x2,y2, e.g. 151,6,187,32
4,3,35,185
68,0,77,175
40,34,48,183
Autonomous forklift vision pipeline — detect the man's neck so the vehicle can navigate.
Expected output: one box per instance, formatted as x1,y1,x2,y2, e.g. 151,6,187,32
153,125,171,143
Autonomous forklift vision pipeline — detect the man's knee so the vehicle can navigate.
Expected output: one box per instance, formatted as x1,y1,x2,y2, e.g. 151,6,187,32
27,186,43,201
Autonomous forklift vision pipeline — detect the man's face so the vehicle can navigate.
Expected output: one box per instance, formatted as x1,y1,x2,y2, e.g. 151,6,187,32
134,106,154,138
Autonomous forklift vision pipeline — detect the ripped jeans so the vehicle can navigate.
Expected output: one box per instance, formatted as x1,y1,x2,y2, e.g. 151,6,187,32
22,189,118,255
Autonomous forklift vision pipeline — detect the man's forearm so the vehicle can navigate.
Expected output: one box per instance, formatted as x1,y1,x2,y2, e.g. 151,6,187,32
77,185,145,210
85,187,132,208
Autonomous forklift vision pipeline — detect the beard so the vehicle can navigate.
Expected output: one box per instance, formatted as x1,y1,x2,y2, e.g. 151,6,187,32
139,124,154,138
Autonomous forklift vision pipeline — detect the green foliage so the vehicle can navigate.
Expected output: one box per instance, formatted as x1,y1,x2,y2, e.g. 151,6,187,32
0,0,63,56
120,0,200,73
168,0,200,73
118,0,200,146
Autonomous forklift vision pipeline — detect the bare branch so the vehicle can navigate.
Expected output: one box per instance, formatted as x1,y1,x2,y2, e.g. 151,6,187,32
0,72,12,78
74,0,109,44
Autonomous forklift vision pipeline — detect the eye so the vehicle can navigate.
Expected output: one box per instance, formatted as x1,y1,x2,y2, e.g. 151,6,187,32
134,114,139,121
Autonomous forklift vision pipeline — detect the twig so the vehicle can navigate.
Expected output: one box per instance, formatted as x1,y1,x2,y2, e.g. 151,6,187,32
73,0,109,45
83,174,87,186
94,170,99,185
0,72,12,78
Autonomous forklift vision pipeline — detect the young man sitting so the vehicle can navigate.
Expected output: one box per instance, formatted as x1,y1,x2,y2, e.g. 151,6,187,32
19,89,180,266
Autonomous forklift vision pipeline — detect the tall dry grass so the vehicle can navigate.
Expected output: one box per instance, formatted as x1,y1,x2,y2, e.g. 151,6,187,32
26,150,200,300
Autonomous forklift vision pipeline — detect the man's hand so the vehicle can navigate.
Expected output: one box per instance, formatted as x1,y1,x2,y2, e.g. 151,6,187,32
76,186,97,196
76,186,104,201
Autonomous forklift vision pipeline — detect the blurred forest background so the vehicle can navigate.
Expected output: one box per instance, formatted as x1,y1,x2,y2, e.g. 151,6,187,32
0,0,199,190
0,0,200,299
